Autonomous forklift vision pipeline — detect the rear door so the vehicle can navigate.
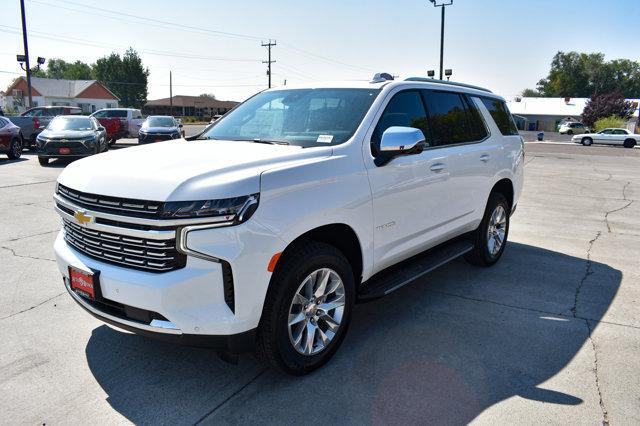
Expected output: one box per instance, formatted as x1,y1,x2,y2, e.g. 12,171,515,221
611,129,628,144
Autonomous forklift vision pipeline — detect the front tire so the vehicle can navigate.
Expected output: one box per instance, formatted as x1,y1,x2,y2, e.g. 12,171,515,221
465,192,510,266
567,130,573,135
582,137,593,146
257,241,355,375
7,137,22,159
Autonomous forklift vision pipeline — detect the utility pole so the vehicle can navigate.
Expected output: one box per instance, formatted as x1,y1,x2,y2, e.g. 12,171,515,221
428,0,453,80
169,70,173,116
19,0,33,108
261,40,276,88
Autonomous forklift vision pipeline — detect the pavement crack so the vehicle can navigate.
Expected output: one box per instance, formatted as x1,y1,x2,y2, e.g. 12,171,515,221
571,232,601,317
585,320,609,426
0,292,65,321
604,181,634,233
0,246,56,262
0,179,57,189
4,229,59,243
194,368,267,424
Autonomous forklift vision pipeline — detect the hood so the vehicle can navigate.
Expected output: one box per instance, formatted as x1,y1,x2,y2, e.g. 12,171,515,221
41,129,95,139
141,126,180,133
58,140,330,201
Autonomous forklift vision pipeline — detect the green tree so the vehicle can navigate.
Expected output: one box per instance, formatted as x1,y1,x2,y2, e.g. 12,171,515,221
93,48,149,108
525,51,640,98
521,88,541,97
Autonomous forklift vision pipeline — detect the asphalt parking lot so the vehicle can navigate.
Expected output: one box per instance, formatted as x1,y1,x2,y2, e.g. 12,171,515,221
1,138,639,424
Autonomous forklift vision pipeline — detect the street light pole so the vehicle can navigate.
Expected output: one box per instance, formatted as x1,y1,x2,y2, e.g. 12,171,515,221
19,0,33,108
428,0,453,80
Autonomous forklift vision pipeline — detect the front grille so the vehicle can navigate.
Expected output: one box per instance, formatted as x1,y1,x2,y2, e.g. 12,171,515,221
63,218,186,272
58,184,163,218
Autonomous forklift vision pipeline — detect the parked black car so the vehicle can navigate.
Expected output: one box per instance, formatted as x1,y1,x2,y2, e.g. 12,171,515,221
36,116,107,166
138,116,182,144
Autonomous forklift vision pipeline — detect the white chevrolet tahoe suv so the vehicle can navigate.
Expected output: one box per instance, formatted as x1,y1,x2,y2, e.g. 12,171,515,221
54,75,524,375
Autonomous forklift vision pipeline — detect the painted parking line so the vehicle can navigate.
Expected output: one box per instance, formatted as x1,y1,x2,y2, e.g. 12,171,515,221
524,141,576,145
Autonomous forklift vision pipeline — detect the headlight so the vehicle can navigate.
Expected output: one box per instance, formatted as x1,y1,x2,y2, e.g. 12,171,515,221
161,194,259,223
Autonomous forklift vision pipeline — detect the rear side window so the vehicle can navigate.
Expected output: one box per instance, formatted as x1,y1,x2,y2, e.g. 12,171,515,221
0,117,7,128
372,90,431,155
422,91,486,145
480,98,519,136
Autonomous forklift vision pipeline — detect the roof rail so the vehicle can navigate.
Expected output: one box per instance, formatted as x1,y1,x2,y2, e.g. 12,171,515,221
404,77,492,93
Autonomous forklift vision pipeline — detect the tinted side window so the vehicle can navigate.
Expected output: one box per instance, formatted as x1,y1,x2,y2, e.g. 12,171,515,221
422,91,477,145
462,95,489,141
480,98,519,136
613,129,627,135
0,117,7,128
372,91,431,154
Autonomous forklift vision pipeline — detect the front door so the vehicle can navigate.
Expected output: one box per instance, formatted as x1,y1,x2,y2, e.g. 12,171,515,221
366,90,482,272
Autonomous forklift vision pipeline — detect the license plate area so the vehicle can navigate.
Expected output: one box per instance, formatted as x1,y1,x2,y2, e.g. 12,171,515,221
69,266,100,301
59,147,71,154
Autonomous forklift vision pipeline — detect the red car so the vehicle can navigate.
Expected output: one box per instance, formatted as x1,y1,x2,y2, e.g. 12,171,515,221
0,116,22,159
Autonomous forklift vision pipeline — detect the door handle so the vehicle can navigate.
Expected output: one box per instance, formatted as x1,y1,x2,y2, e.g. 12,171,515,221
430,163,446,172
480,154,490,162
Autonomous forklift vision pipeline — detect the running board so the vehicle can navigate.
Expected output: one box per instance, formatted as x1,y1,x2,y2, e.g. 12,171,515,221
358,239,474,301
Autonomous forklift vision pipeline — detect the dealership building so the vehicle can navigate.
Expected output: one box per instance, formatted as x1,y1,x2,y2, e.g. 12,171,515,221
507,97,640,132
4,77,119,114
143,95,238,118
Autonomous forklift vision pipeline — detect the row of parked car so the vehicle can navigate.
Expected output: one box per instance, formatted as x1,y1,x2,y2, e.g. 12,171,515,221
0,106,184,164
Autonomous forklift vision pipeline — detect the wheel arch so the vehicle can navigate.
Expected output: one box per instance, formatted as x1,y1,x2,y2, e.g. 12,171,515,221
275,223,364,285
490,178,514,210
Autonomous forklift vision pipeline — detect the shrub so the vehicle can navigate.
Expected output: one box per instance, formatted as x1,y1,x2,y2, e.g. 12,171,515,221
582,92,634,127
593,115,625,132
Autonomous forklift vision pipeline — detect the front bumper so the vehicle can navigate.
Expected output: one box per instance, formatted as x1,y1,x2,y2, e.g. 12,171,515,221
38,140,95,157
62,275,256,351
54,213,285,345
138,133,179,144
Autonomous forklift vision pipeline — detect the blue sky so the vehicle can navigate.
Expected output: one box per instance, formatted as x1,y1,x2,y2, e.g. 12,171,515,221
1,0,638,102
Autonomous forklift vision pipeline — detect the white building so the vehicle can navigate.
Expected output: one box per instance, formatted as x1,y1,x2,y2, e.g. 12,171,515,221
4,77,119,114
507,97,640,132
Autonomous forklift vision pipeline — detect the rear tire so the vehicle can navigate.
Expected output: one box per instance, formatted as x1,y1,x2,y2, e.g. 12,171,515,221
465,192,510,267
582,137,593,146
7,137,22,159
256,240,355,375
108,138,116,147
623,139,636,148
37,156,48,166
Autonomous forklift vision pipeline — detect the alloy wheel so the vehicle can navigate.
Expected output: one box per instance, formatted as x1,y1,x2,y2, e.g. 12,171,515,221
287,268,346,356
487,205,507,256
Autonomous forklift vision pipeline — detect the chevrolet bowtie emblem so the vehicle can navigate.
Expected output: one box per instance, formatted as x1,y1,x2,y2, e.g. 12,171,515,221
74,210,92,225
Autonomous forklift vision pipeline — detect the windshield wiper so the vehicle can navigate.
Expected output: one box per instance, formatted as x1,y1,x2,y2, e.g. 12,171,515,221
231,138,289,145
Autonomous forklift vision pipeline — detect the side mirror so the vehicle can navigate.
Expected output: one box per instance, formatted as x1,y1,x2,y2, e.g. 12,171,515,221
178,123,183,128
376,126,426,166
98,126,105,132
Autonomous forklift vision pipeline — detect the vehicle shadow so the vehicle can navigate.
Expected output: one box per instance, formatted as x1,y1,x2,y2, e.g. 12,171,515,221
84,242,621,424
0,157,28,164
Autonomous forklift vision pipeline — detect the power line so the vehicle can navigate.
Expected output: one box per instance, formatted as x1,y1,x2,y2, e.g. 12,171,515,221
28,0,265,42
261,40,276,88
26,0,377,76
0,26,260,62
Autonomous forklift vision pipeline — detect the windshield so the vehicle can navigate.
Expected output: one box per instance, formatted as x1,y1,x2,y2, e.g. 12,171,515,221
199,88,380,147
48,117,94,131
145,117,175,127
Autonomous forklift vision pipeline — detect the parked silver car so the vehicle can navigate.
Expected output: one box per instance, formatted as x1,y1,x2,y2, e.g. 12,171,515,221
572,128,639,148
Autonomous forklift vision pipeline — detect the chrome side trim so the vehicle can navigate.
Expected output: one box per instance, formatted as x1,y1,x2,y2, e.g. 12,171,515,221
54,193,236,227
176,222,234,263
64,278,182,335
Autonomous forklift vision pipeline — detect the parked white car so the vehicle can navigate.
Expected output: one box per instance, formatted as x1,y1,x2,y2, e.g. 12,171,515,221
559,122,588,135
53,75,524,375
572,128,639,148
